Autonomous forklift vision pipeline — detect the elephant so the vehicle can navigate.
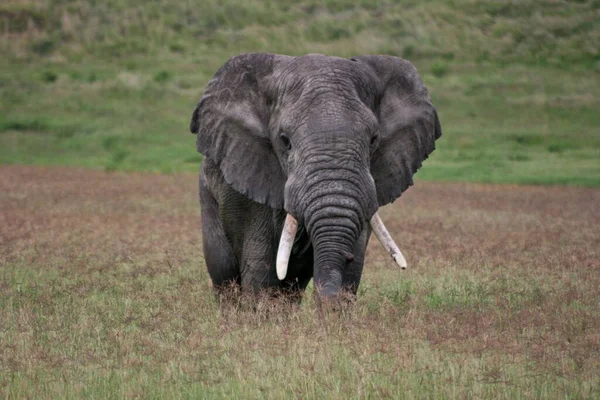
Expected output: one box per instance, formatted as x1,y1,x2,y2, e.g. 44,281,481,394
190,53,441,301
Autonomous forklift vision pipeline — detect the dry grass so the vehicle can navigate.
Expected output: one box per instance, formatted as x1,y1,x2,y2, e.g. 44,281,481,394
1,165,599,398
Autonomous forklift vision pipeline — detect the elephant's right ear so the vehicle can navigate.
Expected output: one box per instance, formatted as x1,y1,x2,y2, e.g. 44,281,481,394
190,53,292,208
353,55,442,207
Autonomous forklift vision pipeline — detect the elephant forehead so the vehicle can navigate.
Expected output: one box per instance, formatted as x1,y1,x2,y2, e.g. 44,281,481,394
277,56,375,100
289,53,352,70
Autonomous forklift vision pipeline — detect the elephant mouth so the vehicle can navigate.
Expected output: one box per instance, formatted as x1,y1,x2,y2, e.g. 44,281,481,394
276,212,407,281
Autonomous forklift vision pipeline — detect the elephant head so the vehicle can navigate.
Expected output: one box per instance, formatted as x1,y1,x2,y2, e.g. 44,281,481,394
190,53,441,298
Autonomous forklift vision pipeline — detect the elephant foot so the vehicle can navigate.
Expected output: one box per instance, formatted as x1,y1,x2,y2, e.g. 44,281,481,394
213,283,305,316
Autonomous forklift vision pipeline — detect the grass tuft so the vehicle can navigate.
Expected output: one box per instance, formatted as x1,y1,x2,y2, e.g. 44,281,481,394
431,60,449,78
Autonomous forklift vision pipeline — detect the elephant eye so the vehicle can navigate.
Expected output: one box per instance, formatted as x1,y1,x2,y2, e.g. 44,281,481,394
280,132,292,151
370,131,380,147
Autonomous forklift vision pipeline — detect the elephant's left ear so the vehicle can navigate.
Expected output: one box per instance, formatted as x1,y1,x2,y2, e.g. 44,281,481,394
189,54,293,208
353,55,442,206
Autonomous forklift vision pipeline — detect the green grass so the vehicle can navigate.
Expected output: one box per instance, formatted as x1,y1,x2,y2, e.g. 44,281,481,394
2,243,598,399
1,0,599,184
2,258,598,399
1,167,598,399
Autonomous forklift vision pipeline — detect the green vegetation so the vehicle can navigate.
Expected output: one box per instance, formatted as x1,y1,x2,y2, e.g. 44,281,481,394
1,2,599,397
4,262,597,399
1,168,598,398
1,0,599,184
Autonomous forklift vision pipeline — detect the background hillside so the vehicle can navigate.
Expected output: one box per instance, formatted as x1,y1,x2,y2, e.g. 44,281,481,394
1,0,599,185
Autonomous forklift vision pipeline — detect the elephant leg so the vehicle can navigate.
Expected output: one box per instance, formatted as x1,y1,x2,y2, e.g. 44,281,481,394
239,210,317,304
199,172,239,295
279,249,314,303
239,210,280,295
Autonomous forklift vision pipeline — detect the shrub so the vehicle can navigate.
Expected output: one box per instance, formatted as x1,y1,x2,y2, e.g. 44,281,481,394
402,44,415,59
154,70,171,83
431,60,449,78
30,38,55,55
41,71,58,83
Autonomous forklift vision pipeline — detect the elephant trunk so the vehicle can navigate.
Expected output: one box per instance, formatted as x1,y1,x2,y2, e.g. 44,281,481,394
309,215,357,297
281,135,384,298
300,167,376,298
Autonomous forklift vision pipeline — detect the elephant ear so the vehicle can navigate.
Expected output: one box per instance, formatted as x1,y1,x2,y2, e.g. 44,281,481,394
190,53,292,208
354,55,442,207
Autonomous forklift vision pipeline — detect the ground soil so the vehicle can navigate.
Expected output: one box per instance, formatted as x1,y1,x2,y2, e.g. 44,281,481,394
2,165,598,275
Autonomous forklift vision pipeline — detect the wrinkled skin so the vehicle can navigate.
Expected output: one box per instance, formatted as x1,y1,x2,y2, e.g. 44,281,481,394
190,53,442,301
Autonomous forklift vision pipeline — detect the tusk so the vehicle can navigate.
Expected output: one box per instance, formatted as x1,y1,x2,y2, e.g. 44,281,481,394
370,212,407,269
276,214,298,280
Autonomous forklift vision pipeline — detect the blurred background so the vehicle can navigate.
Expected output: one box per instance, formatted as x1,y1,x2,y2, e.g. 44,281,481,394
1,0,599,185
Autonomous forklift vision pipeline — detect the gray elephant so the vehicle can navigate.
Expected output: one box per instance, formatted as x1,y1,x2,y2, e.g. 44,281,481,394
190,53,441,301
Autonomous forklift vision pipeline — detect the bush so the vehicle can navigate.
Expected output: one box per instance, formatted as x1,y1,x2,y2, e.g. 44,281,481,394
431,61,449,78
41,71,58,83
154,70,171,83
30,38,55,55
169,42,186,53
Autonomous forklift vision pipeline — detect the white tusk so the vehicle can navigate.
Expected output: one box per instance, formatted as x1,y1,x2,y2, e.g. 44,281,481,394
370,212,407,269
276,214,298,280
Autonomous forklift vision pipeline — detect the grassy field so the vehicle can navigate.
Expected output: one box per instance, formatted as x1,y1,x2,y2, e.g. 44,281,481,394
1,165,599,398
1,0,599,185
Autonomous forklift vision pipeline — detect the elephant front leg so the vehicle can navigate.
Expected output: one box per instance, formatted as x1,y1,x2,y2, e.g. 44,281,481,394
238,209,281,295
240,255,279,294
240,229,313,303
279,247,314,303
199,172,240,295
